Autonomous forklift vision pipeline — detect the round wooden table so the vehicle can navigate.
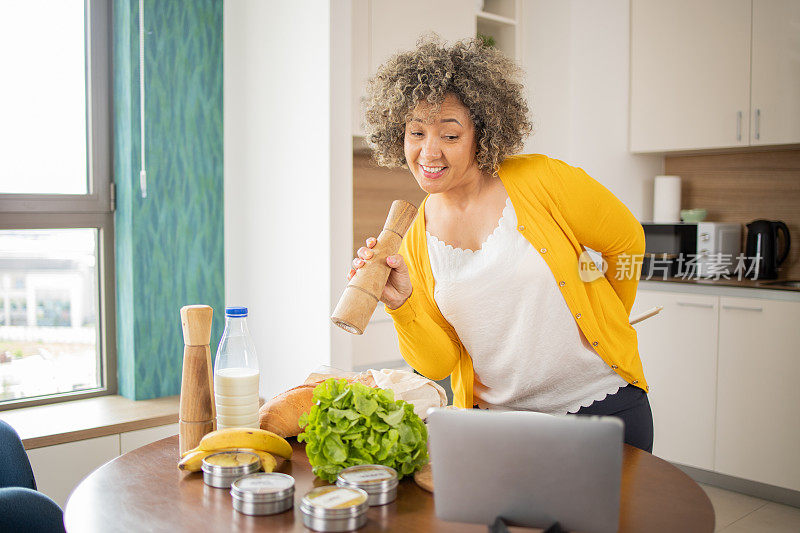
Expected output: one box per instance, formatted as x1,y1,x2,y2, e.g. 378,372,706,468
64,436,714,532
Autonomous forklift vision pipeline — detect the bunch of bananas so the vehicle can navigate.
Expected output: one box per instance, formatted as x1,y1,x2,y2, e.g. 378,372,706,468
178,428,292,473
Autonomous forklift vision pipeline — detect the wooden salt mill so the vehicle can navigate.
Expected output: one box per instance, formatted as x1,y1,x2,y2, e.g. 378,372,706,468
331,200,417,335
179,305,216,454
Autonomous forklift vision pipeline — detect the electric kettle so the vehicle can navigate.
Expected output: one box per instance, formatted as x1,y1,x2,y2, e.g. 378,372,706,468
744,220,791,279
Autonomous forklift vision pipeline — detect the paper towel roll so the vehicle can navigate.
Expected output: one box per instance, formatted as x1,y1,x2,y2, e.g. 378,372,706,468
653,175,681,223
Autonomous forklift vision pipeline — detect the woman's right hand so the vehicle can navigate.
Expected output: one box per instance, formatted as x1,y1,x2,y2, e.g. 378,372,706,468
347,237,413,310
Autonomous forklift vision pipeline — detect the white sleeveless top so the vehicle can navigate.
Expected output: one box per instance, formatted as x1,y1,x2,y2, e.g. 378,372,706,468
426,198,628,415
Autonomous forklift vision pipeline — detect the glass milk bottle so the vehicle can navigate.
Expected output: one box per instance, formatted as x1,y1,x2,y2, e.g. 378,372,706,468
213,306,260,429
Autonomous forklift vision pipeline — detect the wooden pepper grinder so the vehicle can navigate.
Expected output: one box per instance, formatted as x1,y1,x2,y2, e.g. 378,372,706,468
331,200,417,335
179,305,216,455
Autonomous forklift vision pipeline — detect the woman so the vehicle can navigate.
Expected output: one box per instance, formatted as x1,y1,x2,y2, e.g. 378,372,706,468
349,37,653,452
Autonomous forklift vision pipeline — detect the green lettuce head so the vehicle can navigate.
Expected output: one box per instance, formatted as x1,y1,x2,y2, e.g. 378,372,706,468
297,378,429,482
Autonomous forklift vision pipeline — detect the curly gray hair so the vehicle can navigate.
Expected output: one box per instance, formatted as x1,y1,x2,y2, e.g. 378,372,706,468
364,35,532,175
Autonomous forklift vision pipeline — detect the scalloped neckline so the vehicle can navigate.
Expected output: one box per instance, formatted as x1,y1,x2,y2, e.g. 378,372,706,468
426,197,513,255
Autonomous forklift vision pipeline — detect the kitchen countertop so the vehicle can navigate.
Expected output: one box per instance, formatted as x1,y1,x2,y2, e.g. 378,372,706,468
641,275,799,291
639,276,800,301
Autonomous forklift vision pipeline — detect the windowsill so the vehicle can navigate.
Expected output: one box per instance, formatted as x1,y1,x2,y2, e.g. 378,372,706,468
0,395,179,450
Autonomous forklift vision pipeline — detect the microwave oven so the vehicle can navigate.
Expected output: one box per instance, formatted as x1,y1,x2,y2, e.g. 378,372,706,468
641,222,742,279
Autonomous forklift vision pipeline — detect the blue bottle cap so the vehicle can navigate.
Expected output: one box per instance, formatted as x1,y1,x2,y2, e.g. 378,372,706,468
225,306,248,317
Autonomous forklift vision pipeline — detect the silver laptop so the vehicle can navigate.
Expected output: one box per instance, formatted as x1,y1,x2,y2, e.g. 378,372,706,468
427,408,623,533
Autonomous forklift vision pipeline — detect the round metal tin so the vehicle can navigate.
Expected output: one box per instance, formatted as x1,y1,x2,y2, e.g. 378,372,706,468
201,451,260,489
230,472,295,515
300,486,369,532
336,464,398,506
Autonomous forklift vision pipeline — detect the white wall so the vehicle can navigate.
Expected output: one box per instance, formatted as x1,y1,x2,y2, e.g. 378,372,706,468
521,0,573,162
522,0,662,220
329,2,356,372
224,0,353,400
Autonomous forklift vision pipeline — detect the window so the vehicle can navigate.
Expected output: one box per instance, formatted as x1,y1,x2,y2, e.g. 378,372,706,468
0,0,115,409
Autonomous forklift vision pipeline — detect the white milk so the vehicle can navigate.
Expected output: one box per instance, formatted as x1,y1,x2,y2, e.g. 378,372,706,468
214,367,260,429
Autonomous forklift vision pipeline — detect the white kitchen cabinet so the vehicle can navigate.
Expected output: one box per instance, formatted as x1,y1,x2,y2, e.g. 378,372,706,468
352,304,404,370
715,297,800,491
630,0,751,152
477,0,521,63
750,0,800,146
119,423,178,454
369,0,476,82
631,289,719,470
27,434,120,508
352,0,477,136
23,424,178,508
631,0,800,153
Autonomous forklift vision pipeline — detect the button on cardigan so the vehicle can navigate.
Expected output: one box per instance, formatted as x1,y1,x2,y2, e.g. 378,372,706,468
386,154,648,409
426,198,629,414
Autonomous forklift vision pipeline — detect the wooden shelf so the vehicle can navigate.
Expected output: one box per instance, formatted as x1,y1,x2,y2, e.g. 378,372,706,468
353,135,370,154
477,10,517,26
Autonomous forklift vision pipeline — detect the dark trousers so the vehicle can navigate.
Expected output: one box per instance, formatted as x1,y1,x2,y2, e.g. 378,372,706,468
570,384,654,453
0,420,65,533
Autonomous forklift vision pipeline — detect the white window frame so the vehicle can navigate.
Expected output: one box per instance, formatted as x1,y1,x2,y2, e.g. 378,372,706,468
0,0,116,410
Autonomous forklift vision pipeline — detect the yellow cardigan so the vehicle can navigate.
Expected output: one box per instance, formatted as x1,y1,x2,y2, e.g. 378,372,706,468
386,154,648,408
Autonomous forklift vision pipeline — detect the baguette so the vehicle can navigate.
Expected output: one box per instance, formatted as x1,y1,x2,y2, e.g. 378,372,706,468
258,384,317,437
258,374,377,437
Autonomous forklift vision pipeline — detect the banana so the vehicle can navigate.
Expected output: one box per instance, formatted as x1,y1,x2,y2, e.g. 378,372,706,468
196,428,293,460
178,449,211,471
253,449,278,472
178,447,278,472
